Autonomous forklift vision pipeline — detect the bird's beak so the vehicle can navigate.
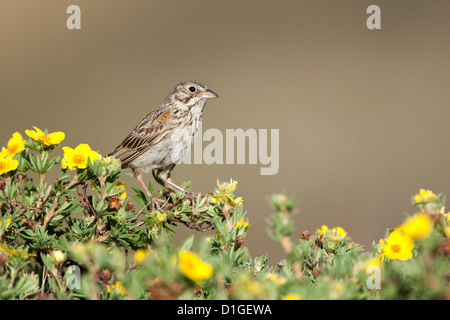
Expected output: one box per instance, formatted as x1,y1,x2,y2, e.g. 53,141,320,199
200,89,219,99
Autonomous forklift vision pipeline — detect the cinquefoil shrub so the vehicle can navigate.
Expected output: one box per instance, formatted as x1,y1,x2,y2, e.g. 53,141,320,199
0,128,449,300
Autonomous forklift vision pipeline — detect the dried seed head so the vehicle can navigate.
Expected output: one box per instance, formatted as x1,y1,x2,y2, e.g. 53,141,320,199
108,197,121,211
234,236,245,247
300,230,312,241
97,269,112,283
125,201,136,211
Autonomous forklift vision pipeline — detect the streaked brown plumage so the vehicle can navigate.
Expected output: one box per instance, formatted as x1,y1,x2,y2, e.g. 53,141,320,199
108,80,218,201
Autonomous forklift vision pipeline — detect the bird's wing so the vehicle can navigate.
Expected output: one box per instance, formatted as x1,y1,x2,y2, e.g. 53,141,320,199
108,108,175,167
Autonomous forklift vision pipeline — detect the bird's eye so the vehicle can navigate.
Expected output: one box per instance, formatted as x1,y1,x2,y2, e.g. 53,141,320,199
189,86,196,92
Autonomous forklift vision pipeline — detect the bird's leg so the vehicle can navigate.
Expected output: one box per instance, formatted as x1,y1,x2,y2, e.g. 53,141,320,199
154,168,187,194
163,176,198,205
162,177,186,193
135,174,160,211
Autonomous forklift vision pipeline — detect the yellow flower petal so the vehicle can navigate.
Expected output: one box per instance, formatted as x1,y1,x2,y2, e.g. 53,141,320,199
317,225,329,235
0,156,19,175
400,213,433,240
118,190,127,200
46,131,65,145
179,250,213,283
0,148,8,158
116,181,126,190
234,197,243,205
364,256,382,270
25,129,38,141
113,181,127,199
106,281,126,295
134,248,151,264
282,293,302,300
210,195,223,205
218,179,238,194
0,218,11,230
156,211,166,222
331,227,347,237
264,273,286,285
236,218,249,229
5,132,25,157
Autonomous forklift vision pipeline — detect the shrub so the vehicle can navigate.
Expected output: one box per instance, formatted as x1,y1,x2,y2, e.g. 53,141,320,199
0,128,449,300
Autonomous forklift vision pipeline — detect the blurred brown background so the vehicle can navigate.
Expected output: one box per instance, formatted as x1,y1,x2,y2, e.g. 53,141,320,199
1,0,450,264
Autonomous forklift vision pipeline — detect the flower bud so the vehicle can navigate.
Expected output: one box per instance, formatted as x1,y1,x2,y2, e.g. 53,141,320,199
51,250,65,264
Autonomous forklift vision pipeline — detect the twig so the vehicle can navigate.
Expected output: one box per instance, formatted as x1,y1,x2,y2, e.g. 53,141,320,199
168,216,215,231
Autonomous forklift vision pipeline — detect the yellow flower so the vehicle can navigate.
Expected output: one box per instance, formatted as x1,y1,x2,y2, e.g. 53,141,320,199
4,132,25,157
0,218,11,230
179,250,213,283
116,181,127,200
233,197,243,205
414,189,436,203
211,180,243,206
62,143,100,170
106,281,126,295
329,227,347,242
282,293,302,300
0,155,19,176
317,225,347,241
219,179,237,194
331,226,347,236
317,225,329,235
25,126,65,147
333,227,346,235
155,210,166,222
264,273,286,285
210,195,221,205
134,248,150,264
211,194,242,206
380,230,414,261
236,218,249,229
399,213,433,240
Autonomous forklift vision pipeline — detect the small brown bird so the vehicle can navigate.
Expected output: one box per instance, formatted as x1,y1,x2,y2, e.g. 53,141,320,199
108,80,218,203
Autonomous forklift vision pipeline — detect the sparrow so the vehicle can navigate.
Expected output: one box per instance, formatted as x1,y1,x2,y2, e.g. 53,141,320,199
108,80,219,204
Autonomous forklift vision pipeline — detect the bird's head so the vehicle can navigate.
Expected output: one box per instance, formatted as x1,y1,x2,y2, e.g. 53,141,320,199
165,80,219,108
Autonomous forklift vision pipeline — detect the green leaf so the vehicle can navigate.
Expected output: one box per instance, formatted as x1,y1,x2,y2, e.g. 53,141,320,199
148,181,155,196
180,235,194,251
